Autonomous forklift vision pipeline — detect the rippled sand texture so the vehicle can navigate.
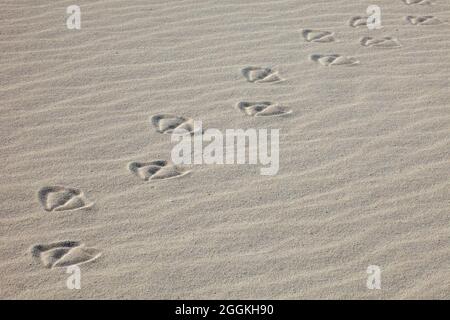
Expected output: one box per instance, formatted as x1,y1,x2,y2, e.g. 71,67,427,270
1,0,449,299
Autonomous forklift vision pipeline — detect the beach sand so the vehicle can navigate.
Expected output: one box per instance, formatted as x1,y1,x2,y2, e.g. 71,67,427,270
1,0,449,299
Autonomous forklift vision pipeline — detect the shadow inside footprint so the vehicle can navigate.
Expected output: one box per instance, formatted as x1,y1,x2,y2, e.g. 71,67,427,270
38,186,93,212
360,36,401,48
150,114,198,135
310,54,359,66
349,16,368,28
31,241,101,269
128,161,189,181
406,15,441,25
302,29,335,43
241,67,283,83
236,101,292,117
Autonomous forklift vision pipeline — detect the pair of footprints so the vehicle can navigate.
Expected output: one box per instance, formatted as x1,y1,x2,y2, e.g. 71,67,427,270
401,0,445,24
234,68,293,116
133,100,294,181
36,117,200,214
34,163,189,268
34,162,187,269
33,73,290,269
304,29,401,48
303,30,400,68
38,162,188,214
350,15,442,27
34,188,101,269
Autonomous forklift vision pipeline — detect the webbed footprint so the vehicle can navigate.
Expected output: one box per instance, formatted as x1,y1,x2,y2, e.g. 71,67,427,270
310,54,359,66
302,29,335,43
236,101,292,117
360,37,401,48
150,114,198,135
406,16,442,25
128,160,190,181
38,186,93,212
31,241,101,269
241,67,283,83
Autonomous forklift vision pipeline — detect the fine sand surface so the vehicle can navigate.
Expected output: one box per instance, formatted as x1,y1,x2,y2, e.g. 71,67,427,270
1,0,449,299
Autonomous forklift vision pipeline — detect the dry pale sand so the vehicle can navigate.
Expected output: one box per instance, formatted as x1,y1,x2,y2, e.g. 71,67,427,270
1,0,449,299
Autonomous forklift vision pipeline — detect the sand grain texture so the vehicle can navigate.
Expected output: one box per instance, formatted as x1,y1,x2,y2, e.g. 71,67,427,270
0,0,449,299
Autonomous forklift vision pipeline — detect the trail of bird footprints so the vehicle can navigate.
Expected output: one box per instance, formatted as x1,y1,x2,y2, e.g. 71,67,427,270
30,3,441,270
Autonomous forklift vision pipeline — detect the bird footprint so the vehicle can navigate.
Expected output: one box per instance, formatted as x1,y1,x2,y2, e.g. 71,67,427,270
236,101,292,117
403,0,431,5
349,16,368,28
241,67,283,83
128,160,190,181
406,15,442,25
38,186,93,212
150,114,199,135
302,29,335,43
31,241,101,269
360,37,401,48
310,54,359,66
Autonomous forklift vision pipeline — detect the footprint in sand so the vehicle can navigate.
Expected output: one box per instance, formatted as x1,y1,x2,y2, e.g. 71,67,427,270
128,160,189,181
38,186,93,212
402,0,431,5
349,16,368,28
302,29,335,43
236,101,292,117
406,16,442,25
310,54,359,66
241,67,283,83
31,241,101,269
150,114,198,135
360,37,401,48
